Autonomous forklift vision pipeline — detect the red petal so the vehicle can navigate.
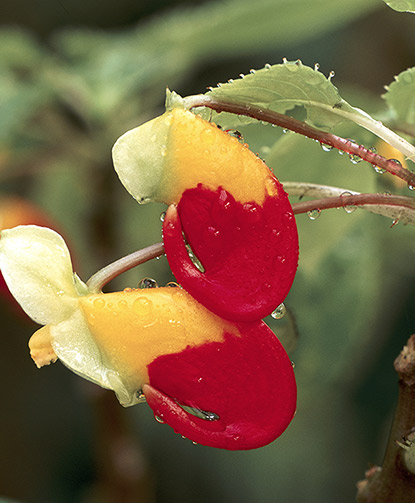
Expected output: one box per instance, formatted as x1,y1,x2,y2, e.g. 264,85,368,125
163,185,298,321
144,321,296,450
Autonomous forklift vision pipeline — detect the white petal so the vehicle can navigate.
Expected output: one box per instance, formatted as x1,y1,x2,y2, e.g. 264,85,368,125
51,308,138,407
112,113,169,204
0,225,78,324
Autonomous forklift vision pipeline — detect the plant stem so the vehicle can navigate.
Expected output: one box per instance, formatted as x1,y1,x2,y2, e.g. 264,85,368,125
86,242,165,293
85,191,413,290
291,193,415,218
356,335,415,503
183,95,415,188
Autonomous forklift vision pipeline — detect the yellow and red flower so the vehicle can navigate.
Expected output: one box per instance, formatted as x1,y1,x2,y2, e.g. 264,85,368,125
112,108,299,321
0,226,296,450
0,105,299,450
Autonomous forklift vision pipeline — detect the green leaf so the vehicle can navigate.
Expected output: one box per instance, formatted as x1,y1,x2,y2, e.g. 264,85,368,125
194,60,415,161
206,60,355,130
383,67,415,125
382,0,415,13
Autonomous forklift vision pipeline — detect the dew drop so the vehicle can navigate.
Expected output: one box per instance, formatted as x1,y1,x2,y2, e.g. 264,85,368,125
118,299,128,309
139,277,158,289
165,281,179,288
389,158,402,167
225,129,244,142
320,143,333,152
282,128,289,134
264,63,272,69
291,361,296,368
409,184,415,191
314,62,320,71
282,57,288,64
349,154,362,164
155,415,164,424
307,208,321,220
373,165,386,174
249,68,256,74
160,211,166,222
192,441,198,445
227,78,234,84
93,297,105,309
133,297,152,317
271,303,286,320
328,70,335,80
136,390,146,402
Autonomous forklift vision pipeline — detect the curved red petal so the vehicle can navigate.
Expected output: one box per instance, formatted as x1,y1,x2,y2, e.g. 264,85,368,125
144,321,296,450
163,185,298,321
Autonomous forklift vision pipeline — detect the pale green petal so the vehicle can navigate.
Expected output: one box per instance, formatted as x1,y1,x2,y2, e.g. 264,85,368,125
51,307,139,407
112,113,169,204
0,225,78,325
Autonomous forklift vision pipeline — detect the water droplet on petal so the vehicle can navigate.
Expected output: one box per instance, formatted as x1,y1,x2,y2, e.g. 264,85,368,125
192,441,198,445
133,297,152,317
139,277,158,289
118,299,128,309
307,208,321,220
271,303,286,319
93,297,105,309
165,281,180,288
291,361,296,368
155,415,164,424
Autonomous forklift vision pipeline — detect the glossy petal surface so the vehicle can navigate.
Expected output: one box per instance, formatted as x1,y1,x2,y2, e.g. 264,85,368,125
163,185,298,321
145,320,296,450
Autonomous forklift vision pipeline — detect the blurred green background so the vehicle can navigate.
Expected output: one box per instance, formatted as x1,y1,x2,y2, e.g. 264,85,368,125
0,0,414,502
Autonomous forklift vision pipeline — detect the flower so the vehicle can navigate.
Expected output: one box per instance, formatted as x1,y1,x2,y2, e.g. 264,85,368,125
0,225,296,450
112,108,299,321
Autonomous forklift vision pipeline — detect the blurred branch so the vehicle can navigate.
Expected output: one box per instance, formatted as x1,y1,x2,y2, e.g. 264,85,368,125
357,335,415,503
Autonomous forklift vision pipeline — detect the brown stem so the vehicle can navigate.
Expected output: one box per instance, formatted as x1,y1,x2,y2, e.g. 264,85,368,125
357,335,415,503
186,96,415,188
292,193,415,215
